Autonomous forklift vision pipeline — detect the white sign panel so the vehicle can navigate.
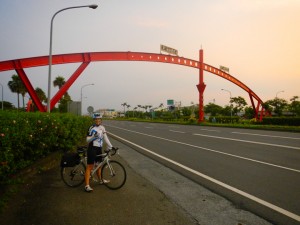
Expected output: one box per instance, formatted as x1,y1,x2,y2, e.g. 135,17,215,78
160,44,178,56
220,65,229,73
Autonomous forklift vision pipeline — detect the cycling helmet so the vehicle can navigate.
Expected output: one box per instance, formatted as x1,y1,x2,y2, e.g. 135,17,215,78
92,113,102,119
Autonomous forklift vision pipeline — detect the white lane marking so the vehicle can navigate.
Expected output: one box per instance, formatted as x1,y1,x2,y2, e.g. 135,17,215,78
201,128,220,132
107,125,300,173
109,132,300,223
145,127,154,129
232,131,300,140
169,130,186,134
193,133,300,150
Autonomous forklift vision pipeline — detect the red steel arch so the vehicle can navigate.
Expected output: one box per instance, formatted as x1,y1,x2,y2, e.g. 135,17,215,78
0,50,269,121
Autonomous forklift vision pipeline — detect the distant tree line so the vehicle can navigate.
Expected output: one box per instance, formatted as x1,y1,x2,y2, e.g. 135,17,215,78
123,95,300,120
4,74,300,118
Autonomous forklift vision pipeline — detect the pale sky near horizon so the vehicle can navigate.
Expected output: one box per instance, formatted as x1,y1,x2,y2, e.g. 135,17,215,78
0,0,299,113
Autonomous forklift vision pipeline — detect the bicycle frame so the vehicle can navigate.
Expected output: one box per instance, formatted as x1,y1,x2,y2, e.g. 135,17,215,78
83,152,115,179
61,147,126,189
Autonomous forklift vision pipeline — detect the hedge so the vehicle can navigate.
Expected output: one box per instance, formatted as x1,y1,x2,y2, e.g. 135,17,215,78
261,117,300,126
208,116,240,123
0,111,92,181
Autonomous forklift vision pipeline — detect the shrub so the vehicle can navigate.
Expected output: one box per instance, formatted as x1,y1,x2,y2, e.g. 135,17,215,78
261,117,300,126
208,116,240,123
0,111,91,181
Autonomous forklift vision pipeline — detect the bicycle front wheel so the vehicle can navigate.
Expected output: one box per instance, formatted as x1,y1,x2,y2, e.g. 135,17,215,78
101,160,126,190
61,163,86,187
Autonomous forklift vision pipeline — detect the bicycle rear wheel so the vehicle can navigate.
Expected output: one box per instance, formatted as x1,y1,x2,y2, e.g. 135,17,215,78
101,160,126,190
61,163,86,187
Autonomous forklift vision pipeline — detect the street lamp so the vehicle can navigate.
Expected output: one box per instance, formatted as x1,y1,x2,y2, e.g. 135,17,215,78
47,4,98,113
81,83,94,115
0,83,3,110
221,88,232,119
276,90,284,98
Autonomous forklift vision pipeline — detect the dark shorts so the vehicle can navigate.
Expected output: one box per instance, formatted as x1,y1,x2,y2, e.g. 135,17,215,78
87,146,102,165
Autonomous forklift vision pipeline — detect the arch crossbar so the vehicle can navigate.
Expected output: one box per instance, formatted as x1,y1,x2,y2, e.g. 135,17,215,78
0,51,268,120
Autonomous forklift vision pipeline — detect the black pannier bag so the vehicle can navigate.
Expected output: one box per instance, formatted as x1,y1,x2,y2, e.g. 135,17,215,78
60,152,80,167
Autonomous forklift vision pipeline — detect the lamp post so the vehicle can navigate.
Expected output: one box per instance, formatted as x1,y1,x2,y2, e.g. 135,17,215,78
0,83,3,110
276,90,284,98
81,83,94,115
47,4,98,113
221,88,232,119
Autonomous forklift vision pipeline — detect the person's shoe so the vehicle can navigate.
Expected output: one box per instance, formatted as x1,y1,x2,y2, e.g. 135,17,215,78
99,179,110,184
85,185,93,192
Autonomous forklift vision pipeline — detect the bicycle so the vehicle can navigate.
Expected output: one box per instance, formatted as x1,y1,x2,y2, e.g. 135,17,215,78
61,146,126,190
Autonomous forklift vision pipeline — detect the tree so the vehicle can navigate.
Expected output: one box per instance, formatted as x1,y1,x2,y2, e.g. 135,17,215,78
289,96,300,116
244,106,255,119
2,101,15,109
230,96,247,115
19,82,27,109
53,76,65,89
264,98,288,116
204,103,223,116
7,74,27,109
144,105,152,112
126,104,131,117
35,87,47,103
181,107,192,117
53,76,72,112
59,93,71,113
222,105,232,116
121,102,127,114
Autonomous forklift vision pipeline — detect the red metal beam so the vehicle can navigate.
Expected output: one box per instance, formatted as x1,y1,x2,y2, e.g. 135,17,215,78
50,61,90,110
0,51,268,119
197,49,206,122
13,60,46,112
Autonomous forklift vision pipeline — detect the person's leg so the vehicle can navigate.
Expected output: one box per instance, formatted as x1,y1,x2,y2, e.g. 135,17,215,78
96,147,102,181
86,145,96,187
85,164,94,192
85,164,94,186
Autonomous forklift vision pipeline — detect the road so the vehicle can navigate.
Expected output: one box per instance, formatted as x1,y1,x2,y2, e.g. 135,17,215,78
104,120,300,225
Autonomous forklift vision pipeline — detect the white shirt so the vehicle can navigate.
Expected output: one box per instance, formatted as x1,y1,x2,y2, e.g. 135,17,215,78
86,124,112,148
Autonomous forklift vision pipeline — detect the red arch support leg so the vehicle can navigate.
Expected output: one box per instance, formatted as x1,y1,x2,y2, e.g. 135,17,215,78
14,60,46,112
50,61,90,111
197,49,206,123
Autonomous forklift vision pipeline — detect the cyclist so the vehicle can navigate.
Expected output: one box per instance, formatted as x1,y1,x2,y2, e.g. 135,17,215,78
85,113,113,192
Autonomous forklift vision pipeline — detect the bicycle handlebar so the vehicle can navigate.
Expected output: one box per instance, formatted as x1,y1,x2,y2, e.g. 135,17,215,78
105,147,119,156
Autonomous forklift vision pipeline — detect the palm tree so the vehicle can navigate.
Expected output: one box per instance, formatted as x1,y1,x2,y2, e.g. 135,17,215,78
144,105,152,112
121,102,127,114
126,104,131,117
53,76,65,89
7,74,27,109
35,87,47,103
53,76,72,112
133,106,138,117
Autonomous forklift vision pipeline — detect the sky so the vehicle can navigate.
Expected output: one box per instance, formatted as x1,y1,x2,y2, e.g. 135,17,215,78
0,0,299,113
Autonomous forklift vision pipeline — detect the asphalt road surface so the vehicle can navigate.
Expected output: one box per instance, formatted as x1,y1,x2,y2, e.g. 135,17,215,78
104,120,300,225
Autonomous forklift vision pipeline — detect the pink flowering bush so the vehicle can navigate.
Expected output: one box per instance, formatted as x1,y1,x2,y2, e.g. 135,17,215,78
0,111,91,181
